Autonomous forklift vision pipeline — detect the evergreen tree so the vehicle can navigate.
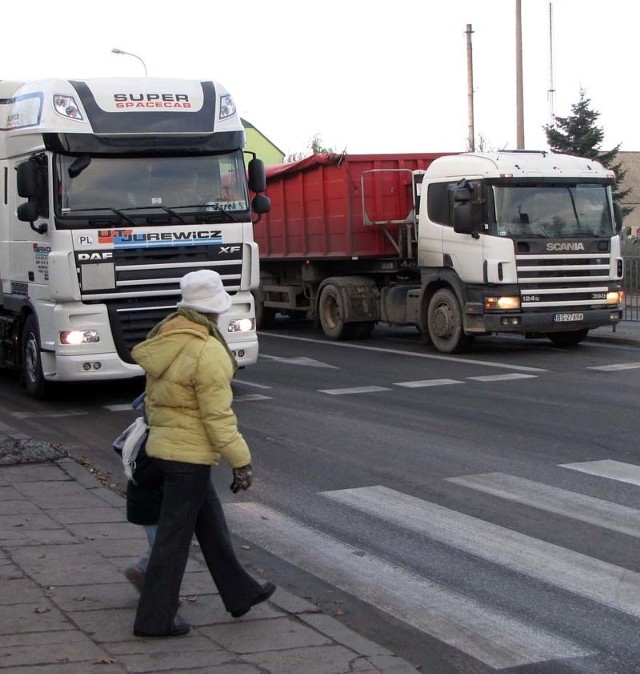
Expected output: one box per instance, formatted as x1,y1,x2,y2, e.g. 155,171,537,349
544,89,631,212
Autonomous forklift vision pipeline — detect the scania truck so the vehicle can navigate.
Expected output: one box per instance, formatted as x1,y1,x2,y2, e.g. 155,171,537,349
255,151,624,352
0,77,270,397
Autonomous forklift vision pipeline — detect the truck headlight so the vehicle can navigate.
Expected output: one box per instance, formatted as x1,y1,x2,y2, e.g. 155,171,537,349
484,296,521,311
60,330,100,345
607,290,624,305
219,94,236,119
53,95,84,121
227,318,254,333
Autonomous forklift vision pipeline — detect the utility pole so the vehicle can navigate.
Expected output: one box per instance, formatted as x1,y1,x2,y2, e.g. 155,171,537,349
548,2,556,126
466,24,475,152
515,0,525,148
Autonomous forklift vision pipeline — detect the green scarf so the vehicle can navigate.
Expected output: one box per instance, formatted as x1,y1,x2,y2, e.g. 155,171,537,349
147,307,238,375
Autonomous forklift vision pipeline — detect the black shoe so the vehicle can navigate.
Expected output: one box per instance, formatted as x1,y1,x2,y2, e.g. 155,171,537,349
133,615,191,638
231,582,277,618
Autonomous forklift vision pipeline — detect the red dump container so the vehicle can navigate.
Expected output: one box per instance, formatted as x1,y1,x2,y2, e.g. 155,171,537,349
257,153,447,260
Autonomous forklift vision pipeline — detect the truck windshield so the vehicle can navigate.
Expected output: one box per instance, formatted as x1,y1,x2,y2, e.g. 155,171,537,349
492,184,613,238
55,152,249,218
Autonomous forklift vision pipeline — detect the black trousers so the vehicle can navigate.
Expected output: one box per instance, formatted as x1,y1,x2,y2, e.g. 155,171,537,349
133,459,264,634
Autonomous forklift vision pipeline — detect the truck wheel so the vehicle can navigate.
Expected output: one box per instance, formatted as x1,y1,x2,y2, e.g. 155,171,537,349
427,288,473,353
547,329,589,347
318,283,354,340
22,314,49,399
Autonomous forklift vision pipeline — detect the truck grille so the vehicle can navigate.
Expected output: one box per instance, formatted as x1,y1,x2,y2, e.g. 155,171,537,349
516,241,613,310
79,243,243,361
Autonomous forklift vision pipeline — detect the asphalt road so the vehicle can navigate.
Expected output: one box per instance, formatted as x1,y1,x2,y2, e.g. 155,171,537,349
2,322,640,673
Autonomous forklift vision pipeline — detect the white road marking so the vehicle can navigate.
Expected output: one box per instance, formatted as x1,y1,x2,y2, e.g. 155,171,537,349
11,410,88,419
227,502,591,669
259,333,547,372
233,394,272,402
587,363,640,371
322,485,640,620
319,386,390,396
394,379,463,388
259,354,339,369
448,472,640,538
467,373,538,382
561,460,640,487
104,404,134,412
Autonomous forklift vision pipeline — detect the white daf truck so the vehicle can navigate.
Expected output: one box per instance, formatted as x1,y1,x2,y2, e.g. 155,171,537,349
0,77,270,397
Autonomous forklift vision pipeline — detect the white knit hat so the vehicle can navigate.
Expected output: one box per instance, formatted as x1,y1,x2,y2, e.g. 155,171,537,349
176,270,232,315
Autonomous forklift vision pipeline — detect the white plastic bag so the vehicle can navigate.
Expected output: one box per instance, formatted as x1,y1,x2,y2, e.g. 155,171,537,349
112,416,148,480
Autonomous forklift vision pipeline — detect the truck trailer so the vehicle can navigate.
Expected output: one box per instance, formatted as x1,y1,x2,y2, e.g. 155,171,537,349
0,77,270,397
254,151,624,352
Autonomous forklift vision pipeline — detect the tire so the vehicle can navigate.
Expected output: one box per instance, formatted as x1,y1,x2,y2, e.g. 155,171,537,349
547,329,589,347
22,314,49,399
318,283,356,340
427,288,473,353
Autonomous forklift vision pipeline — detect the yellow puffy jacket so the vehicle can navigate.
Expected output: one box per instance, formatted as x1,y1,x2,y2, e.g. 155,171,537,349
131,314,251,468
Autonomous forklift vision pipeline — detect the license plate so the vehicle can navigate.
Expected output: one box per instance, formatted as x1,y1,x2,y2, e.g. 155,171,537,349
553,312,584,323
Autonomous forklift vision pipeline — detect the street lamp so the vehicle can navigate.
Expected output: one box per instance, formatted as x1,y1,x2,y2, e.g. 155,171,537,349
111,48,148,77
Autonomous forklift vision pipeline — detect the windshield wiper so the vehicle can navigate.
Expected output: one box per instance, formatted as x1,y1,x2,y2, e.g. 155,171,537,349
78,207,136,226
158,206,185,224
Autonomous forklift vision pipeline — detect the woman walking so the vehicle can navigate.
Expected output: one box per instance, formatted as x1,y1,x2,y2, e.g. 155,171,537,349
132,269,275,637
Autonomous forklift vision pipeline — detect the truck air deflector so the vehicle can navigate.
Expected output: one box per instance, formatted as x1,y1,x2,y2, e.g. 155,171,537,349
70,80,218,134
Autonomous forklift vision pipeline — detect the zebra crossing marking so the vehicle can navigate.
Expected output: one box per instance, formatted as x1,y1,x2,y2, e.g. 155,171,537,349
321,485,640,620
561,459,640,487
226,502,591,669
447,472,640,538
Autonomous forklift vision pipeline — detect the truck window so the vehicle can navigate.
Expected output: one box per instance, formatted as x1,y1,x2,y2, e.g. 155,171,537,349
427,182,451,226
55,152,249,221
493,183,613,238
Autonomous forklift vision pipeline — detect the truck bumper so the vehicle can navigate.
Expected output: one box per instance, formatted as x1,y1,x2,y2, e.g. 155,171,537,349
41,335,259,382
41,351,144,382
473,308,623,334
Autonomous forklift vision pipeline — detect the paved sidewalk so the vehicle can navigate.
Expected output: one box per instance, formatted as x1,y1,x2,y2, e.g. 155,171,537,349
0,458,419,673
588,318,640,346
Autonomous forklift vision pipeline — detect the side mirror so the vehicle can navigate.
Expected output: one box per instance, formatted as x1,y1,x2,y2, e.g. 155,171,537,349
450,181,483,236
17,201,40,223
252,193,271,215
613,202,623,233
248,158,267,193
17,160,39,198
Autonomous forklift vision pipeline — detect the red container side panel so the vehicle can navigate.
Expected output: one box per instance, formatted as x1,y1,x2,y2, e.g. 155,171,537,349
258,153,450,260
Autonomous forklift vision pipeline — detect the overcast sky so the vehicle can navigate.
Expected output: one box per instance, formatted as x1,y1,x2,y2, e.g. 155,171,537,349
3,0,636,158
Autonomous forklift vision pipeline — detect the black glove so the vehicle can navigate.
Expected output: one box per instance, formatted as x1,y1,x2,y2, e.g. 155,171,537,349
230,464,253,493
